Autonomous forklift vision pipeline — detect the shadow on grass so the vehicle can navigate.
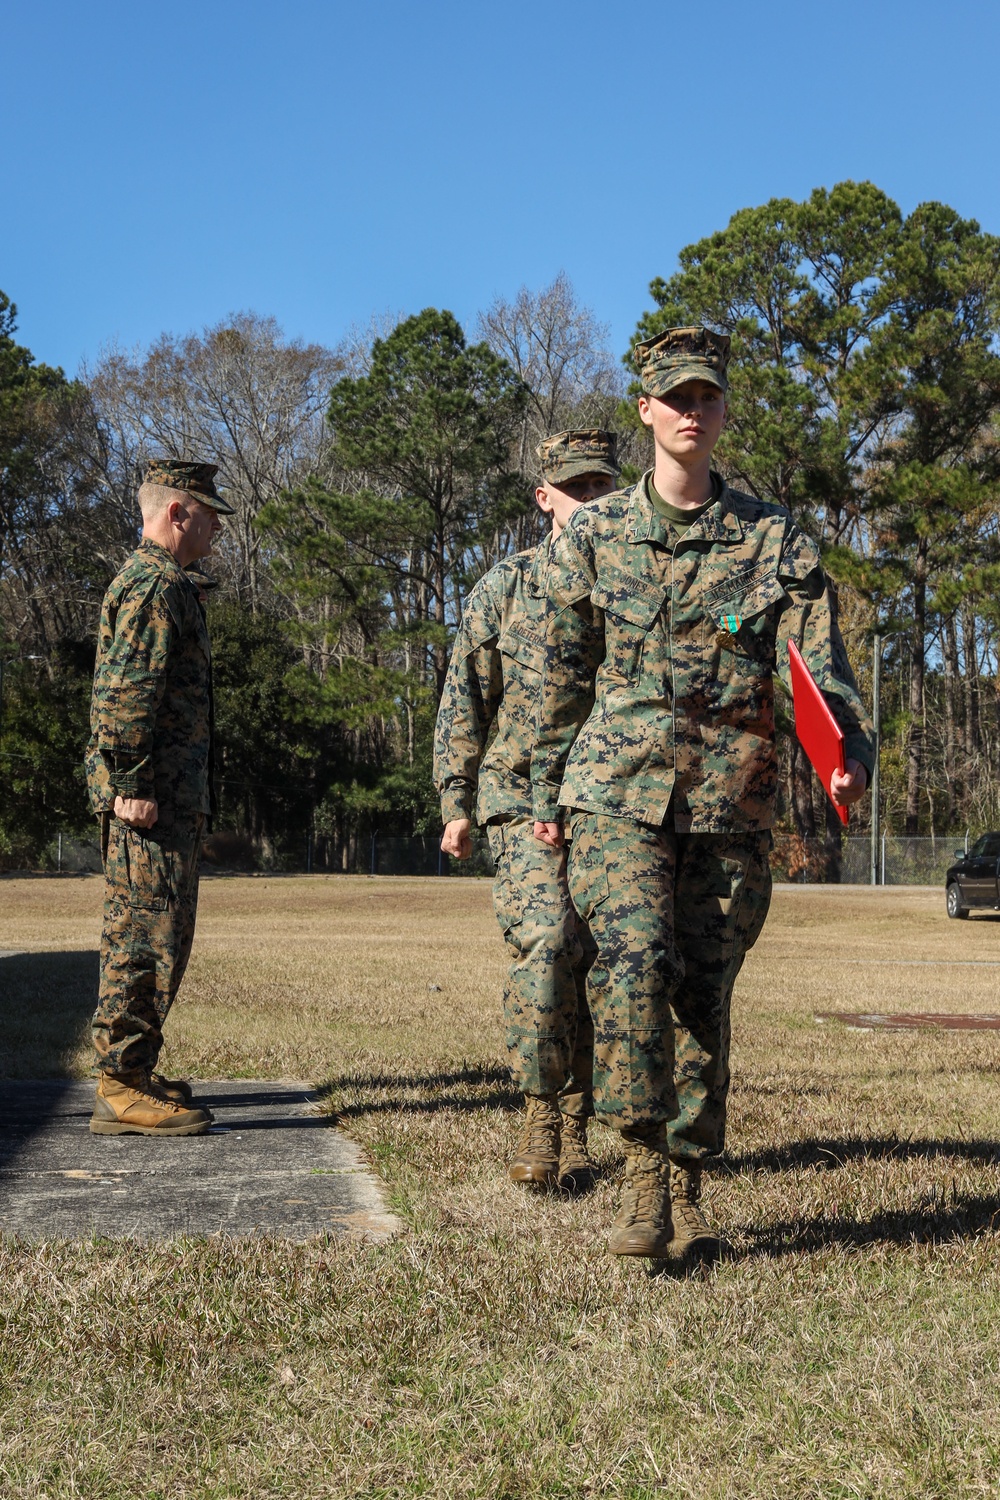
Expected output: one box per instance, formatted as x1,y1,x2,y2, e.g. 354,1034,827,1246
740,1191,1000,1256
314,1064,520,1120
725,1135,1000,1175
647,1191,1000,1278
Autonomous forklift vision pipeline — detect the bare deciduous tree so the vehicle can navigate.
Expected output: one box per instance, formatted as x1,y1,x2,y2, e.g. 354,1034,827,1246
78,313,342,608
478,271,626,469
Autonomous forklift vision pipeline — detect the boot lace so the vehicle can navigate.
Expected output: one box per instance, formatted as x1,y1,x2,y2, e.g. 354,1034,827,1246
670,1166,712,1239
517,1097,560,1158
633,1172,670,1227
559,1116,591,1172
618,1149,671,1227
121,1071,182,1112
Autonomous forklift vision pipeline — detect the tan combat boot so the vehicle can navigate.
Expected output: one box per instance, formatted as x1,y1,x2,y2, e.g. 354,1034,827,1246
90,1070,211,1137
608,1126,672,1257
151,1070,214,1123
669,1163,726,1264
558,1113,597,1193
150,1070,193,1105
509,1093,561,1189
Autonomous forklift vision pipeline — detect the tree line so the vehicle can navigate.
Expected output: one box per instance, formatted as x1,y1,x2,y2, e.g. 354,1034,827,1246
3,180,1000,873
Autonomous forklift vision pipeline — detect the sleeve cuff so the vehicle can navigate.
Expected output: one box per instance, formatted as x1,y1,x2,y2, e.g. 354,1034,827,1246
531,791,563,822
440,788,475,824
844,734,875,781
108,753,155,801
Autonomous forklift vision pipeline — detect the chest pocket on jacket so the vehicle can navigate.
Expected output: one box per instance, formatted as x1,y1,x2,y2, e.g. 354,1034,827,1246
710,575,787,671
499,623,545,676
499,623,545,722
592,571,664,680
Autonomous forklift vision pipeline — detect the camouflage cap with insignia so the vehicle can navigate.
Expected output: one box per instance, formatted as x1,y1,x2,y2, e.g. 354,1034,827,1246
633,326,731,397
144,458,235,515
537,429,618,485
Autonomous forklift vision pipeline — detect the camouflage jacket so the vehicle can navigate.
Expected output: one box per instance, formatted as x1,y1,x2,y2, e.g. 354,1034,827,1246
434,540,553,825
85,540,215,826
531,472,875,831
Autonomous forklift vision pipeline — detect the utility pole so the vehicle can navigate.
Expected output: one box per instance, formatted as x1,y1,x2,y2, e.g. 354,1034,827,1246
870,633,882,886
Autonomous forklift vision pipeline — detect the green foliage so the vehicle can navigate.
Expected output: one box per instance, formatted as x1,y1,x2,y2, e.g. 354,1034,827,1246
0,293,102,867
210,604,329,860
0,290,75,495
327,308,529,638
252,310,529,854
0,290,91,605
327,307,526,522
0,643,95,867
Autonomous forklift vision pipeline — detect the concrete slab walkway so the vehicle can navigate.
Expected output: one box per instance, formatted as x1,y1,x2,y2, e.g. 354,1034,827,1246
0,1080,401,1243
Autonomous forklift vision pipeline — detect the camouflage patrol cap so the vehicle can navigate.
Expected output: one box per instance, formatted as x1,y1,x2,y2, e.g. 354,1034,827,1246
633,326,731,397
144,458,235,515
537,429,618,485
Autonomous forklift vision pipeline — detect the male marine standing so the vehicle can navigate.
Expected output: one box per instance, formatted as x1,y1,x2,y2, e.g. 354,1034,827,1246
85,459,233,1136
532,331,874,1259
435,431,618,1190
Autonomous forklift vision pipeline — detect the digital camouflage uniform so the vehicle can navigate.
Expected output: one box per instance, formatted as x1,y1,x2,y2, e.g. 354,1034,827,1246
85,460,232,1076
532,335,875,1164
433,430,618,1118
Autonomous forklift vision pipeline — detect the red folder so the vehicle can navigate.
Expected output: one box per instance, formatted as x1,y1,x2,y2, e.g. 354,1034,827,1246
788,640,849,826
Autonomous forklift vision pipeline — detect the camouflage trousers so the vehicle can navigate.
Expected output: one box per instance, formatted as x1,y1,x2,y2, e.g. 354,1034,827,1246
566,812,772,1158
487,817,596,1116
92,814,203,1074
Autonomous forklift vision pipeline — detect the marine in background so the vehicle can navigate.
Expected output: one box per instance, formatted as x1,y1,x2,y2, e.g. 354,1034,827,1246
434,430,619,1192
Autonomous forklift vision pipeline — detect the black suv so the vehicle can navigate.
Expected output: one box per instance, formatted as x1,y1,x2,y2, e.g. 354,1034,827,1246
945,833,1000,918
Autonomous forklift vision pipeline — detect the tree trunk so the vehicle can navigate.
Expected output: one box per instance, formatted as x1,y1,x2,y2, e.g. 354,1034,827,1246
943,613,960,827
791,740,817,839
962,601,980,769
905,536,928,836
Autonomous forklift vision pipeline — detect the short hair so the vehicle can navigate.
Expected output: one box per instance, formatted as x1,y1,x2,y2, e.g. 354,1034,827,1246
137,481,189,519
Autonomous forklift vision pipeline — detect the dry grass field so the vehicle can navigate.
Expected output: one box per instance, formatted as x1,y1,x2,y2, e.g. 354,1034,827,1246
1,873,999,1499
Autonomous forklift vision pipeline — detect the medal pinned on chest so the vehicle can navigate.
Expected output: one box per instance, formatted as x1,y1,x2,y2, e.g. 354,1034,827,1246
714,612,744,651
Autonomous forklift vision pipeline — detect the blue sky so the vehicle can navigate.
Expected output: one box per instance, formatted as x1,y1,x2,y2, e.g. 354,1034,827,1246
4,0,999,377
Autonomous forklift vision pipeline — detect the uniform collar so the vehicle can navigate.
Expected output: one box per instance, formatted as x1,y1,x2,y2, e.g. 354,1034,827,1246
137,538,198,587
626,470,744,546
527,534,555,595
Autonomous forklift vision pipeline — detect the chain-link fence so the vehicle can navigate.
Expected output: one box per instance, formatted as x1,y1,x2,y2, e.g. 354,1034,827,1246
772,833,971,886
25,828,983,886
342,833,496,878
29,829,499,879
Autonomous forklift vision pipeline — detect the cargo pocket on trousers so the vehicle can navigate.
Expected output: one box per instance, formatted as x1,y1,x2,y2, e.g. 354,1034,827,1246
124,828,171,911
489,826,525,934
567,822,611,922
